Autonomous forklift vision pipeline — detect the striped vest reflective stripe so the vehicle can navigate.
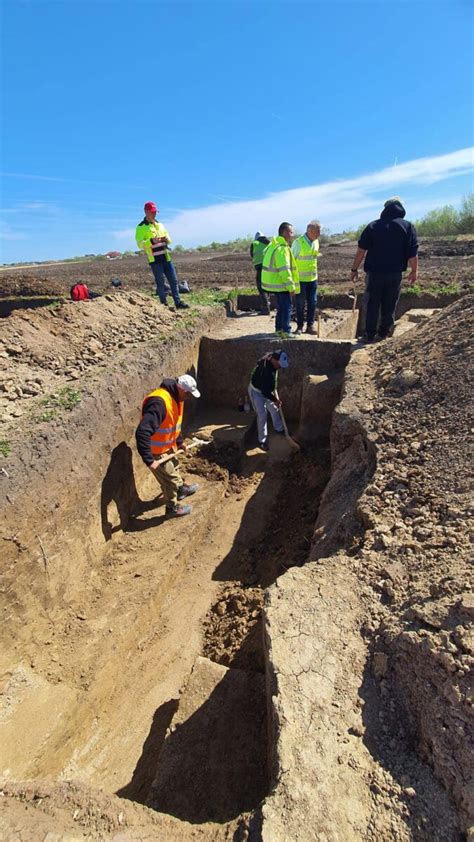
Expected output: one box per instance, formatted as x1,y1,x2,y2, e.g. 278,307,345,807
142,388,183,455
294,235,319,282
261,237,299,293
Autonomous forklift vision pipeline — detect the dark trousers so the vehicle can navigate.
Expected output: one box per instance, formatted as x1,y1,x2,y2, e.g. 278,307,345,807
296,281,317,328
274,292,292,334
150,259,181,305
365,272,402,338
255,265,270,314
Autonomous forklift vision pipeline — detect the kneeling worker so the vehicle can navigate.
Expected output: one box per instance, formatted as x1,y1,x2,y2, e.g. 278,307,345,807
136,374,200,518
248,350,289,451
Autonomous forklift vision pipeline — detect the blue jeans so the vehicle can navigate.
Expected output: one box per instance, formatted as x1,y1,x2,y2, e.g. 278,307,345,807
150,259,181,305
274,292,292,334
296,281,317,328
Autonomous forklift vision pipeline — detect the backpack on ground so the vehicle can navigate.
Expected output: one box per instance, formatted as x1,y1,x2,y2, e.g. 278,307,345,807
71,283,90,301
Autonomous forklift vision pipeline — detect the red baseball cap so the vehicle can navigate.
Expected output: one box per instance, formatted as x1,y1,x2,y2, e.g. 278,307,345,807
144,201,157,213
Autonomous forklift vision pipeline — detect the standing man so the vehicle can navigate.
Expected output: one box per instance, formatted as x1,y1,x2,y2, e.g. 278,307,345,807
135,374,200,518
250,231,271,314
136,201,189,310
248,350,289,451
350,197,419,342
261,222,300,337
292,220,321,335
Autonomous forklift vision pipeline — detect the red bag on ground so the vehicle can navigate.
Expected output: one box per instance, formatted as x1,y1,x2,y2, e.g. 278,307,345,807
71,283,90,301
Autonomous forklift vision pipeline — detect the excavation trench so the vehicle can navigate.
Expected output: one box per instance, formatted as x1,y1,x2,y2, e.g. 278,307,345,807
1,302,466,838
0,320,350,835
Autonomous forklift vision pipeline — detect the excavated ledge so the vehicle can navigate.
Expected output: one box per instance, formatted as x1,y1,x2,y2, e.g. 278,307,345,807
257,304,470,839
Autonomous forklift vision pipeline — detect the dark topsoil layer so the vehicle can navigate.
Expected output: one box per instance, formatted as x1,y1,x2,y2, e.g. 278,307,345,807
1,238,472,299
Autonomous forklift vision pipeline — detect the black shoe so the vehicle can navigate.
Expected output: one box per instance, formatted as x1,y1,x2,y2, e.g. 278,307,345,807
176,301,190,309
166,503,192,517
259,441,269,451
359,334,375,344
177,482,199,500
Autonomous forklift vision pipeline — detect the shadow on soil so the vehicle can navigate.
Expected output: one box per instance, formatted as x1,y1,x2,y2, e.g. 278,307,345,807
101,442,165,538
120,669,268,824
358,656,462,841
116,699,179,804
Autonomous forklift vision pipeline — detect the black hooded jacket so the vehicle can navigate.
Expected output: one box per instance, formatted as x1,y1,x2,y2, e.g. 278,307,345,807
358,201,418,273
135,378,183,465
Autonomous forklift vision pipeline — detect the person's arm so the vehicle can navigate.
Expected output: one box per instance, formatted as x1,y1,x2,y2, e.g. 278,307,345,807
407,255,419,284
135,399,167,468
407,224,419,283
136,225,153,260
350,246,367,284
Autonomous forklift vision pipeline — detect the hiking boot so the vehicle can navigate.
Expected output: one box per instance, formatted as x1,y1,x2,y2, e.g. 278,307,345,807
177,482,199,500
166,503,192,517
176,301,190,309
306,325,317,335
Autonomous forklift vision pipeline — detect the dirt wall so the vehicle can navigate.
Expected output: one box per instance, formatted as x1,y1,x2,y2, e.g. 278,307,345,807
198,336,352,421
0,309,224,653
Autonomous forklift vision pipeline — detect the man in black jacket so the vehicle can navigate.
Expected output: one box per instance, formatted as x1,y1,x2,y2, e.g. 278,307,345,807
350,198,419,342
135,375,200,518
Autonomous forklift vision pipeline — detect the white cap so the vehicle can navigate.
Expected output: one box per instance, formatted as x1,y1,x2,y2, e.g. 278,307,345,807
177,374,200,397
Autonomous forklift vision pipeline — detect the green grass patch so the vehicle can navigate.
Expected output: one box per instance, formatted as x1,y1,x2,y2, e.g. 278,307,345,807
404,282,462,296
0,440,11,457
317,285,335,296
36,386,82,422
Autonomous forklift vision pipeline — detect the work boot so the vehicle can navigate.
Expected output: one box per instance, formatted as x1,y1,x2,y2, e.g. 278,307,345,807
166,503,192,517
177,482,199,500
176,301,190,309
306,325,317,335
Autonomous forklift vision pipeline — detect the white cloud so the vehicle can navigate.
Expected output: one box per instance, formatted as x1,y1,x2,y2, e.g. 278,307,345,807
112,147,473,247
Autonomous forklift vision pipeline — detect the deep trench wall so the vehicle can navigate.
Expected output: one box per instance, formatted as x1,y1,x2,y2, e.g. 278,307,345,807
307,343,471,830
0,311,224,620
198,336,352,422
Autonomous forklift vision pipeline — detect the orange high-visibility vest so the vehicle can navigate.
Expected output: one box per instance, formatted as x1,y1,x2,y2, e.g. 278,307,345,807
142,388,183,456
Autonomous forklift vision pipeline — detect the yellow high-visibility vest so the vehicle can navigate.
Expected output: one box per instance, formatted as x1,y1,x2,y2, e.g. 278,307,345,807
261,236,300,294
136,219,172,264
292,234,320,282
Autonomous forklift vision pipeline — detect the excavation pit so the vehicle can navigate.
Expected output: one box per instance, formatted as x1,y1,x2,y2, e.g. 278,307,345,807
0,296,468,839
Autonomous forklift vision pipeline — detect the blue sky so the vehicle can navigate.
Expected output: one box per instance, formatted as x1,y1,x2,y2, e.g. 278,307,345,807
1,0,473,263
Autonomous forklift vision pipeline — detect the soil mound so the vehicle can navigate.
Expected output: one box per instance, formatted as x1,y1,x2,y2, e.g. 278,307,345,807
0,291,189,433
353,294,473,830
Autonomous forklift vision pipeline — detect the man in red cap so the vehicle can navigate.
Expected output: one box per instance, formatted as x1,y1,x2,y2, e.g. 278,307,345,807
135,201,189,309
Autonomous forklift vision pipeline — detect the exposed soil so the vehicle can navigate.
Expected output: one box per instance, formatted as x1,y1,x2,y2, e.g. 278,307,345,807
307,295,474,837
0,291,199,435
0,237,472,299
0,274,472,839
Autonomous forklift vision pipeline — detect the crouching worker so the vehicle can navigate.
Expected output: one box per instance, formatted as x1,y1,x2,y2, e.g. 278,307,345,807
135,374,200,518
248,350,289,451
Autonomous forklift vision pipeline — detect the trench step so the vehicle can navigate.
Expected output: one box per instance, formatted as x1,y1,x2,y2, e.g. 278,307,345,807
146,656,267,824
